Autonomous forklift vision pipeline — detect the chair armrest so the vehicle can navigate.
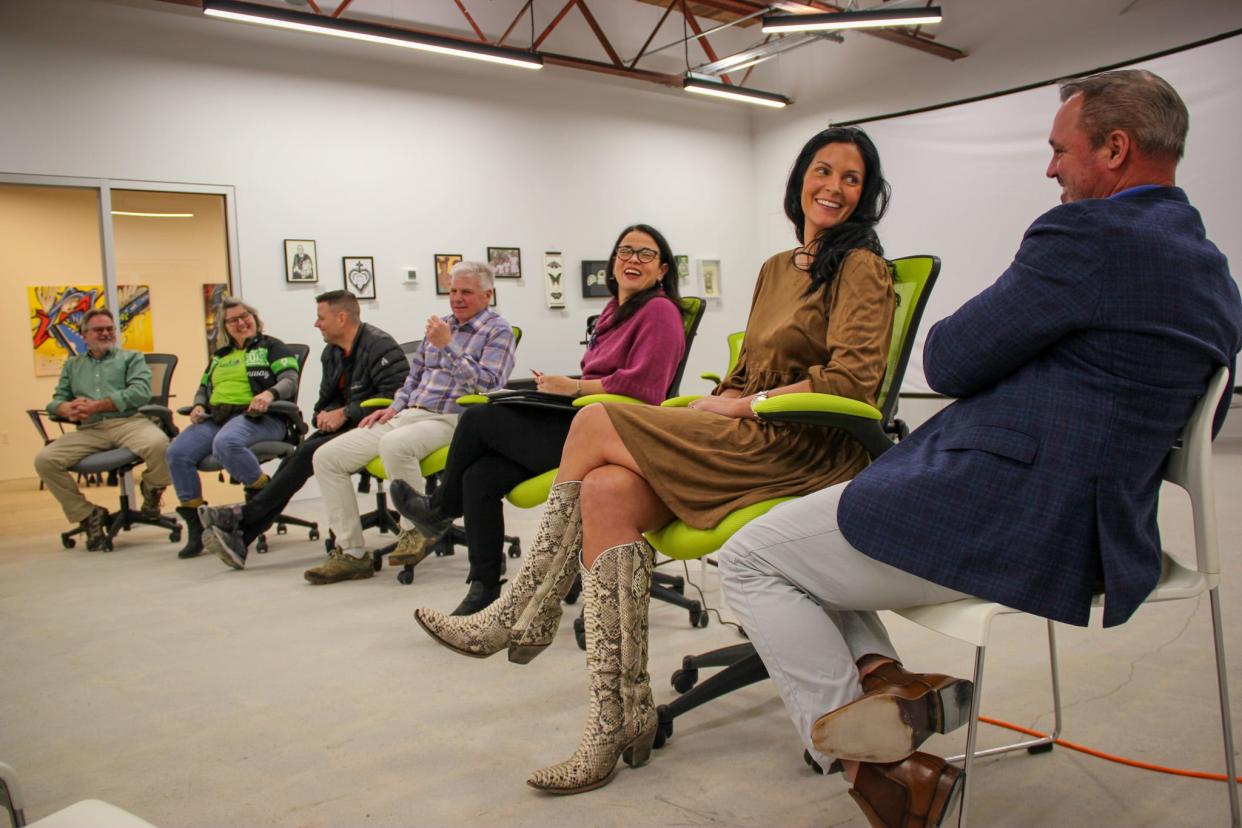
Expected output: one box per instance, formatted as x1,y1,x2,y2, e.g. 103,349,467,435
360,397,393,410
572,393,645,407
700,372,721,384
176,405,194,416
661,395,701,408
458,394,491,406
139,404,179,438
754,393,892,459
268,400,309,438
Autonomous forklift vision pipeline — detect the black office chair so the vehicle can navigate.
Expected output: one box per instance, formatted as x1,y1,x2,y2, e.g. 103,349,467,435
171,344,318,554
57,353,183,551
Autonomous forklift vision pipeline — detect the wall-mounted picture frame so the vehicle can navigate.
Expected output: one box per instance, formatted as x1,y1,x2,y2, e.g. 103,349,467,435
675,255,690,281
343,256,376,300
544,251,565,309
487,246,522,279
581,260,610,298
699,258,722,298
284,239,318,283
435,253,462,295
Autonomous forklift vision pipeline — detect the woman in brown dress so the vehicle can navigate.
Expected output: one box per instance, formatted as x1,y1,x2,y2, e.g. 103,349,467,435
410,126,896,794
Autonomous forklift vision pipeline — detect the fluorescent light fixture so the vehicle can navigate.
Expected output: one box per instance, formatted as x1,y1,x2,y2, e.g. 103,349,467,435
202,0,543,70
762,6,943,33
111,211,195,218
683,76,789,108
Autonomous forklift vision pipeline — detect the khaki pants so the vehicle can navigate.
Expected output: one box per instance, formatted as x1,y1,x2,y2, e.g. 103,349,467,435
34,415,172,523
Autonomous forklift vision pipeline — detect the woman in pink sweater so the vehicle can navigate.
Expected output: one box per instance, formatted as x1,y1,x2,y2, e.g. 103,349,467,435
389,223,685,615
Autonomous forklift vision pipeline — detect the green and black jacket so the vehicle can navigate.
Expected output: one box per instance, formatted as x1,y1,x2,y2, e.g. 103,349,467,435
192,333,301,414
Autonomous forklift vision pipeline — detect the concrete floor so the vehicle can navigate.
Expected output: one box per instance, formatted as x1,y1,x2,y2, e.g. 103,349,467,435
1,447,1240,827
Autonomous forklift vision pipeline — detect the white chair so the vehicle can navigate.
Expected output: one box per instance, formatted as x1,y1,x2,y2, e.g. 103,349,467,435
893,366,1239,828
0,762,157,827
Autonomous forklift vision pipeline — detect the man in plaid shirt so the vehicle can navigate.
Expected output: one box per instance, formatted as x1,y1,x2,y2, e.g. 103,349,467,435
305,261,516,585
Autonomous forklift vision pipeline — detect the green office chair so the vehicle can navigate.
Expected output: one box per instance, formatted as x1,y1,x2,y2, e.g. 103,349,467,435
699,330,744,387
645,254,940,756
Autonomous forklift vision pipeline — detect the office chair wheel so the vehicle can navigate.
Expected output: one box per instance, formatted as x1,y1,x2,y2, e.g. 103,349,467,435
169,529,181,543
574,616,586,651
256,535,269,554
671,668,698,694
653,711,673,749
689,609,709,628
62,535,75,549
804,751,823,774
507,540,521,558
324,532,335,554
276,524,287,535
397,568,414,585
309,528,320,541
1028,742,1055,755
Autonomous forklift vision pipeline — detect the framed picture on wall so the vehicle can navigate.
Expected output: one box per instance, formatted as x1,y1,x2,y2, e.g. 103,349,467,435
435,253,462,295
581,260,610,298
487,246,522,279
284,239,318,283
675,255,690,280
699,258,722,298
343,256,376,300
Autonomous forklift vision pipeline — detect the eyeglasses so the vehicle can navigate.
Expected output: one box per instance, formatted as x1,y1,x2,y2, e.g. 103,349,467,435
615,246,658,264
224,313,253,327
85,325,115,335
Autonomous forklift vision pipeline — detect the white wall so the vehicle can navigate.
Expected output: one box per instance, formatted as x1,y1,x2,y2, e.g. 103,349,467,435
0,0,764,415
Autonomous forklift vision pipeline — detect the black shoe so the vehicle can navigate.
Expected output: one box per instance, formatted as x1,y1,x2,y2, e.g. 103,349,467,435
389,480,453,538
451,580,503,616
174,506,205,559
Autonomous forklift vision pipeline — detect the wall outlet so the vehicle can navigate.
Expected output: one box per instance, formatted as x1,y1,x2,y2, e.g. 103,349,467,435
405,268,418,281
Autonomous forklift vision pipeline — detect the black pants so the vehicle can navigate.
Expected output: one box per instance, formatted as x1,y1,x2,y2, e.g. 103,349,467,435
432,404,576,584
240,429,342,546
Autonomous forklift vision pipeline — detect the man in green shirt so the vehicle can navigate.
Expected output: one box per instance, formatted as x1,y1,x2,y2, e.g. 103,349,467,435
35,308,172,550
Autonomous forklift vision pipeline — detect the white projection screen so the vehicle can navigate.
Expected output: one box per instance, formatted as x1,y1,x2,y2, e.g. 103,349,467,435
856,33,1242,393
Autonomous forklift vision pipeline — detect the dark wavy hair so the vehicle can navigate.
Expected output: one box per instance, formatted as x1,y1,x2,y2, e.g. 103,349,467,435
784,126,890,295
605,223,682,325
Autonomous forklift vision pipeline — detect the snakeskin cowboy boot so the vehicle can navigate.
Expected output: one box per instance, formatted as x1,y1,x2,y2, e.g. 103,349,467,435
414,481,582,660
526,539,657,794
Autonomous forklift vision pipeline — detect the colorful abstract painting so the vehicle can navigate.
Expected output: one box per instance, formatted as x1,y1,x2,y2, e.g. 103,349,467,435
29,284,154,376
203,283,228,356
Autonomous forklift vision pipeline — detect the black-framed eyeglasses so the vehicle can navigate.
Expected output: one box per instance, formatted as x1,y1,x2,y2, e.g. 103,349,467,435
85,325,115,335
224,313,253,327
615,245,658,264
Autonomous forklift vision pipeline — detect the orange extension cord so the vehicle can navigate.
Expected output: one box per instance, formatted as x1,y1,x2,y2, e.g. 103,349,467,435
980,715,1242,783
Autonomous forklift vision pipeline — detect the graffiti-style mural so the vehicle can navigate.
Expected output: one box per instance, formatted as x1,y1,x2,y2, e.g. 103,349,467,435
28,284,154,376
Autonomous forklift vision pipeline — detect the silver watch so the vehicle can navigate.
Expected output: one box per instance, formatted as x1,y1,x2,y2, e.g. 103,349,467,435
750,391,770,415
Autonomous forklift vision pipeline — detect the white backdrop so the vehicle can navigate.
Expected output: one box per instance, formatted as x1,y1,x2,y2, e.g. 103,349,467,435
859,33,1242,392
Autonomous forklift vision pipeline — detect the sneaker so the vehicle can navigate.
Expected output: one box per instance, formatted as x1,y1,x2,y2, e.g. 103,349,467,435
389,480,453,539
387,529,435,567
80,505,109,551
199,503,243,533
139,483,166,519
207,524,249,570
304,548,374,585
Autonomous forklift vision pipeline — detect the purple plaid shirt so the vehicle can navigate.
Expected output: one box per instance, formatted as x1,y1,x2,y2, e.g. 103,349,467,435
392,308,515,414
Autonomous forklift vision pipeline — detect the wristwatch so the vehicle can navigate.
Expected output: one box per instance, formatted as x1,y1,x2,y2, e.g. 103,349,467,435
750,391,770,415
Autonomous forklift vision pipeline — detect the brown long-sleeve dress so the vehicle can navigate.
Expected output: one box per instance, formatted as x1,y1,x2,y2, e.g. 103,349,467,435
603,247,895,529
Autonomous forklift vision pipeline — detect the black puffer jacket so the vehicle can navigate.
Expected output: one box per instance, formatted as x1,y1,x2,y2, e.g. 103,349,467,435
316,323,408,426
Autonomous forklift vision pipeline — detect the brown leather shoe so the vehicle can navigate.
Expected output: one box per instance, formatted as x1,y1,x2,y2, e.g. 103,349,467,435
850,752,963,828
812,662,973,763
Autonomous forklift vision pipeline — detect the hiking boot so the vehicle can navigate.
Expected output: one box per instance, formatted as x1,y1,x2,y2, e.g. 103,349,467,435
207,524,249,570
80,505,109,551
305,548,374,585
388,529,435,567
139,483,166,519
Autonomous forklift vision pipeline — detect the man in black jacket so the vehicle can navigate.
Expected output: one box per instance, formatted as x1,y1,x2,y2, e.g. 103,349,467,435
201,290,408,569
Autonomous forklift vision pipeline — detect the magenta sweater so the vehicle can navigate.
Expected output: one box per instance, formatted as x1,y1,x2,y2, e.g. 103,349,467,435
580,296,686,404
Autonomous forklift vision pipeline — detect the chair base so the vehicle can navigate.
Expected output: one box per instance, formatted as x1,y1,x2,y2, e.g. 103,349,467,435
389,522,521,586
60,490,182,552
257,513,320,554
653,643,769,750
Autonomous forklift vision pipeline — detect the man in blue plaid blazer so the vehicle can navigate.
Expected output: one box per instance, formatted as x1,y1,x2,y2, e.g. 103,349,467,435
719,69,1242,827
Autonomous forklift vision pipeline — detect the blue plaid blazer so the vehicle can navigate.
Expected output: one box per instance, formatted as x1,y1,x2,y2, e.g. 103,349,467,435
838,187,1242,627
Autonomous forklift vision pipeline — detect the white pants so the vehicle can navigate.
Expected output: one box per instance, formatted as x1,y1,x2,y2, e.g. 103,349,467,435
312,408,458,555
718,482,967,769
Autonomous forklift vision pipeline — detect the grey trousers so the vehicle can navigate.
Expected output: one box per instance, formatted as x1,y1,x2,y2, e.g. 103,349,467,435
718,482,967,769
